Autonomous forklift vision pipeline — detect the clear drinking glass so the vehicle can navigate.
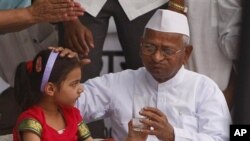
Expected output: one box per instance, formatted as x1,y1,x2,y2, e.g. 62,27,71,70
132,93,156,131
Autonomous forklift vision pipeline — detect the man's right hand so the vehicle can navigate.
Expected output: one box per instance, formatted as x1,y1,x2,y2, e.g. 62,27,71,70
63,19,94,57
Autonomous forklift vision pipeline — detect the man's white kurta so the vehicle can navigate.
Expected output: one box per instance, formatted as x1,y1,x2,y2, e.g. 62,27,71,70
77,67,231,141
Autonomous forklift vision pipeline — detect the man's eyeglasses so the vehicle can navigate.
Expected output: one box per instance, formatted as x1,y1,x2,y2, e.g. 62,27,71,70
141,43,184,58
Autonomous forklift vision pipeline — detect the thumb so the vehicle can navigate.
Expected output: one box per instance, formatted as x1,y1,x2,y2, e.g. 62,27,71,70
80,58,91,65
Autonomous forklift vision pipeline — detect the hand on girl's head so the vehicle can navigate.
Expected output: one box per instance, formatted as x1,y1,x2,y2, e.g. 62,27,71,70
48,46,91,65
48,46,78,58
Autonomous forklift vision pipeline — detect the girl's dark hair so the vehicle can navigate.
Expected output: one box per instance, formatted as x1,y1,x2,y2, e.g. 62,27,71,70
14,49,82,111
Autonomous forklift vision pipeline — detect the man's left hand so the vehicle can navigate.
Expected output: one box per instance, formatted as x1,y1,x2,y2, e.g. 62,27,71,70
48,46,91,65
139,107,175,141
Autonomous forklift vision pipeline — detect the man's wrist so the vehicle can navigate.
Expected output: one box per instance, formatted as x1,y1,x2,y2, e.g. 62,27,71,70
25,6,40,24
63,18,81,27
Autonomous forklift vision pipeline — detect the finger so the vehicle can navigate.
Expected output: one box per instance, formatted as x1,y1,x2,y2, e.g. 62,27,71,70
80,58,91,65
72,34,85,54
143,107,166,118
73,2,85,11
49,46,64,52
78,36,89,56
67,10,84,17
50,0,72,5
48,47,75,58
52,7,73,14
69,33,83,53
140,129,158,136
67,51,78,58
78,33,89,56
60,48,76,57
53,47,67,56
67,38,76,52
140,110,162,123
51,3,74,9
48,46,58,51
128,120,133,130
85,30,94,48
140,118,161,129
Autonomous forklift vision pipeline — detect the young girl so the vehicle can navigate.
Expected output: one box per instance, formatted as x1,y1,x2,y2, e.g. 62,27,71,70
13,49,93,141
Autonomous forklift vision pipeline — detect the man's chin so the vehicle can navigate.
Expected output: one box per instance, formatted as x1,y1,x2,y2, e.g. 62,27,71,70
150,71,174,82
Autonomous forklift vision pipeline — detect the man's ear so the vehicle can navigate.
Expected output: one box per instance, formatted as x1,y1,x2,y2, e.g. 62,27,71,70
139,37,143,58
182,45,193,64
44,82,57,96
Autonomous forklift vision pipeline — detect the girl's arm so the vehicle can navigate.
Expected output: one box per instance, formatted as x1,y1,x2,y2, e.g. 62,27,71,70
21,131,41,141
83,136,93,141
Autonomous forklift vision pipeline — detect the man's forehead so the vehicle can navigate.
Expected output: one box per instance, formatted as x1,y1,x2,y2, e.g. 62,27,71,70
143,30,184,47
144,28,184,39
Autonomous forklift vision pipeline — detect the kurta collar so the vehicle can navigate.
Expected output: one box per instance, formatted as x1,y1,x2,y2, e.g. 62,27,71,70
145,66,185,90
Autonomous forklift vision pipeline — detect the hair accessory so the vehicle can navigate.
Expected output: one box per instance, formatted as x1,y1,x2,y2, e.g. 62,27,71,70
40,51,59,92
26,61,33,73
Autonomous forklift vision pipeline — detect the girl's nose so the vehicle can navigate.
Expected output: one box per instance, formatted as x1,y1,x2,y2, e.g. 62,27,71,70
78,85,84,94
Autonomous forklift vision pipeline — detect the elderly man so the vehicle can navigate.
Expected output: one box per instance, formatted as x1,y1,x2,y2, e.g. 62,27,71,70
77,8,231,141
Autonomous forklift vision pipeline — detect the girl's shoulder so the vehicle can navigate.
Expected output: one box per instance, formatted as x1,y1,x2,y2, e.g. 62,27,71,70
17,117,43,137
17,106,44,122
14,106,44,139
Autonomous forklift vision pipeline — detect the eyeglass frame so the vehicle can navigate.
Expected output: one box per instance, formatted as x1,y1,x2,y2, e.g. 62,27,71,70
140,42,185,58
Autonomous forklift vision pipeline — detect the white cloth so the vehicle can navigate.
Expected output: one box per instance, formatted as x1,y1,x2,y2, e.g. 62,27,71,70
75,0,168,20
0,23,58,89
185,0,241,90
146,9,190,37
77,67,231,141
0,77,9,94
218,0,241,60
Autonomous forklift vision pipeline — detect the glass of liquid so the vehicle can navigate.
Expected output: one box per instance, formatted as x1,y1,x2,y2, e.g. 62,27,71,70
132,93,156,131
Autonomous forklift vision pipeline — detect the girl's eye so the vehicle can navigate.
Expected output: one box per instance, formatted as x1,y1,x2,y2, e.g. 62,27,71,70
71,81,80,87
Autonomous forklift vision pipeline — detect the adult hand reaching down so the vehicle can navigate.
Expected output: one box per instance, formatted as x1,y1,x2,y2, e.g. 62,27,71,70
63,19,94,57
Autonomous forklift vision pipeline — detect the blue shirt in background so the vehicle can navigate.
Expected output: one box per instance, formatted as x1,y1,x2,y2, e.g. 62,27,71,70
0,0,31,10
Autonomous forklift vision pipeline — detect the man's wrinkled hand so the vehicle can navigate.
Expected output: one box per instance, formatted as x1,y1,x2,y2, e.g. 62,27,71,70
139,107,175,141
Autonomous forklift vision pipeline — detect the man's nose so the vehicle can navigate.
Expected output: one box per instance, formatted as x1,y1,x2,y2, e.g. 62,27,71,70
152,50,164,62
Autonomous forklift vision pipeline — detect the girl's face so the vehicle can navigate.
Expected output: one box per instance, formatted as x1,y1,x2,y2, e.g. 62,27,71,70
54,67,83,106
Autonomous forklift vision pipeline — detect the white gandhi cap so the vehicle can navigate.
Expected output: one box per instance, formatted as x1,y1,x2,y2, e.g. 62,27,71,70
145,9,190,37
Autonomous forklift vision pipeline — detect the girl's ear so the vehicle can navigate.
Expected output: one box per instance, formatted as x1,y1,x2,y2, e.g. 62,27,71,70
35,56,42,73
44,82,57,96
